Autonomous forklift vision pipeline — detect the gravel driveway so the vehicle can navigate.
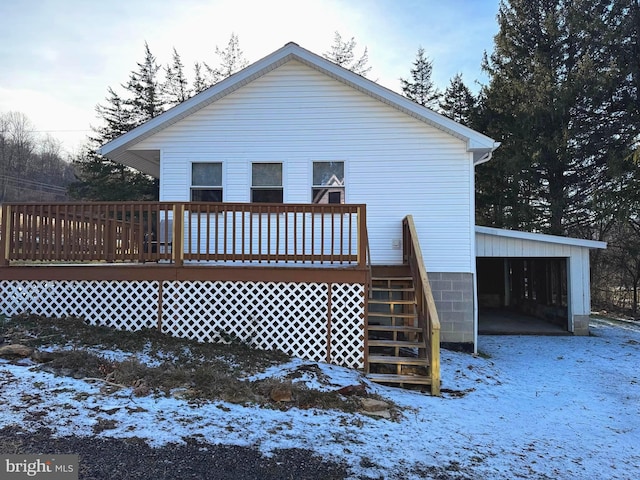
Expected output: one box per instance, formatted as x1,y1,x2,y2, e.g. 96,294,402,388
0,426,349,480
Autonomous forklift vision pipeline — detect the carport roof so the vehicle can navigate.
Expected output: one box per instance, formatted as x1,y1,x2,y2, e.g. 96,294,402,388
475,226,607,250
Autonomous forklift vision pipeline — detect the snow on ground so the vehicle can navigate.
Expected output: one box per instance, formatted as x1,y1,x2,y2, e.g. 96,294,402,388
1,318,639,479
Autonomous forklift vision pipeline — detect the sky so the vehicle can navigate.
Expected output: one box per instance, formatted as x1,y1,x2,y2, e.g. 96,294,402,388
0,0,501,156
1,317,639,479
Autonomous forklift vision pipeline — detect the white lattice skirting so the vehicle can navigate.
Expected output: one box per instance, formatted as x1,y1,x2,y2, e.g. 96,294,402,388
0,280,365,368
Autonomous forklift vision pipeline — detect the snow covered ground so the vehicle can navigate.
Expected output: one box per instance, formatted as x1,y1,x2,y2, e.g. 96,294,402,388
1,318,639,479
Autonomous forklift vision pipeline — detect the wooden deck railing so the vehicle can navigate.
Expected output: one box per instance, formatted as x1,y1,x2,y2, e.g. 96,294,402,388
402,215,441,396
0,202,367,268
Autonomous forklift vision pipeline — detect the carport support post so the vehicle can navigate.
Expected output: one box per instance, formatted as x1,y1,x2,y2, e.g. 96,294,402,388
503,259,510,307
567,256,575,333
567,251,591,336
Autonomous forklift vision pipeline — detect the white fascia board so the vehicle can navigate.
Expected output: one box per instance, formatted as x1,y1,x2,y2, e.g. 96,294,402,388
100,42,499,160
475,225,607,250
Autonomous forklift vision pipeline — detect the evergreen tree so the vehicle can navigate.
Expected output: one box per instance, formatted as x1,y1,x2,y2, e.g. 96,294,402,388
400,47,440,108
123,41,164,125
69,43,164,201
476,0,636,235
203,33,249,86
608,0,640,163
439,73,476,125
69,87,158,201
192,62,208,94
93,87,137,142
323,31,371,77
162,48,191,107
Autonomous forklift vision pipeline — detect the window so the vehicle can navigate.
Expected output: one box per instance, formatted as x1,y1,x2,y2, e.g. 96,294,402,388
251,163,283,203
191,162,222,202
312,161,344,204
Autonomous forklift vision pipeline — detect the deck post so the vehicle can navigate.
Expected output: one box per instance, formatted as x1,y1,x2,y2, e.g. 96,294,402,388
172,204,184,267
0,204,10,266
357,204,367,268
430,327,441,396
105,218,115,262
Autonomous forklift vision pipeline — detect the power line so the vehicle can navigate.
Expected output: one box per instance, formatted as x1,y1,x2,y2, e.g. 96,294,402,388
0,174,68,193
30,129,92,133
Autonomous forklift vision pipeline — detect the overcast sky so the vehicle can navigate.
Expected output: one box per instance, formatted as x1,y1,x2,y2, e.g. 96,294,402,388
0,0,501,155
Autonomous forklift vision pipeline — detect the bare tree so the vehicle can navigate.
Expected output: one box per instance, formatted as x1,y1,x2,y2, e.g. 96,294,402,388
0,112,36,201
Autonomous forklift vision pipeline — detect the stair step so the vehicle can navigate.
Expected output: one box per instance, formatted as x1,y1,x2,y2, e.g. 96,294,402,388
371,276,413,282
370,287,415,293
368,312,417,319
367,373,432,385
367,325,422,333
368,299,416,305
368,355,429,366
368,339,425,348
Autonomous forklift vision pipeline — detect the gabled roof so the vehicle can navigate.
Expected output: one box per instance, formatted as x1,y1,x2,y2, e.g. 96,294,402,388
100,42,500,176
475,225,607,249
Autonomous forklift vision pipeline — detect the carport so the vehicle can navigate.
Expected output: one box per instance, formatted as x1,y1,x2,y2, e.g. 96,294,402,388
475,226,606,335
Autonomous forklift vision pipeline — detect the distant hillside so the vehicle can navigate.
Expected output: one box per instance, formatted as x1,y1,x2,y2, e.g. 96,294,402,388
1,111,74,203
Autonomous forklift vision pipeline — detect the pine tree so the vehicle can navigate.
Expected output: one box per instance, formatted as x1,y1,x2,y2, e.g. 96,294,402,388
400,47,440,108
323,31,371,77
477,0,635,235
123,41,164,125
69,43,164,201
69,87,158,201
163,48,191,107
203,33,249,86
192,62,208,94
439,73,476,125
93,87,136,142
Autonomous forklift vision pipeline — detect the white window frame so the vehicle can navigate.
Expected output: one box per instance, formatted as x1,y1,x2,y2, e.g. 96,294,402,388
251,162,284,203
190,162,223,202
311,160,346,204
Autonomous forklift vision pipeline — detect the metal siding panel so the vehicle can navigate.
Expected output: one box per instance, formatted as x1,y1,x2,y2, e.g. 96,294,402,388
568,247,589,316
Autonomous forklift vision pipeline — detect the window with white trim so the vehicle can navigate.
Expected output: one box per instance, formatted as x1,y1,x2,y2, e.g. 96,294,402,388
191,162,222,202
312,161,344,204
251,163,283,203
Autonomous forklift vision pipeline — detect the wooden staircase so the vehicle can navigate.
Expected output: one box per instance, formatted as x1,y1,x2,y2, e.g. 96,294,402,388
366,267,434,388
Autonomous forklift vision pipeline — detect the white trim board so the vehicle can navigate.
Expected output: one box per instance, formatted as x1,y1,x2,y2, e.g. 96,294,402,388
475,226,606,250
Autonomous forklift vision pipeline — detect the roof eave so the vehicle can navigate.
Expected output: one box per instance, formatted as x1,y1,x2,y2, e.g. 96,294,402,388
475,225,607,249
100,42,499,162
99,46,300,160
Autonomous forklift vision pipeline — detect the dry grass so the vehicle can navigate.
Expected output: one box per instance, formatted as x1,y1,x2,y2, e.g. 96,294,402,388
0,314,385,413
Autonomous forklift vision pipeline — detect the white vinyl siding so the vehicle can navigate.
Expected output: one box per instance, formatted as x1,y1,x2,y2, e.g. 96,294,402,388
138,60,474,272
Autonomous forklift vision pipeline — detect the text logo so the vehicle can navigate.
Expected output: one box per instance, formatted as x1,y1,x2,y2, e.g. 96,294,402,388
1,455,78,480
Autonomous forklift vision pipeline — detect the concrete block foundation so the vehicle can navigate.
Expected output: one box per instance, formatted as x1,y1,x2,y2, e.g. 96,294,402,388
429,272,475,347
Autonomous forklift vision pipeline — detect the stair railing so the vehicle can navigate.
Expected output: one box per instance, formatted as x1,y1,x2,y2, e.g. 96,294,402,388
365,223,372,294
402,215,441,396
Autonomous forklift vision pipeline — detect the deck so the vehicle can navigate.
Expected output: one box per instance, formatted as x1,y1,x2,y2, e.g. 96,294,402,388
0,202,440,394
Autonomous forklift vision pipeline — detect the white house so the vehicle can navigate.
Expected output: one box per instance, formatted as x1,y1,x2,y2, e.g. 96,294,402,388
99,41,605,351
0,42,604,395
